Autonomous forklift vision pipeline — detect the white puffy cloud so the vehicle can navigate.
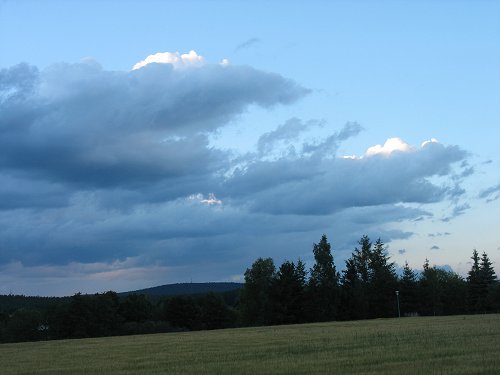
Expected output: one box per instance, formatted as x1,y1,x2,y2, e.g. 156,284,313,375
365,137,414,157
421,138,439,148
132,50,205,70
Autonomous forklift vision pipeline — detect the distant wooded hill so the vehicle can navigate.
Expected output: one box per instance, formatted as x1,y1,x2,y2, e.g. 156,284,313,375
119,282,244,297
0,282,243,313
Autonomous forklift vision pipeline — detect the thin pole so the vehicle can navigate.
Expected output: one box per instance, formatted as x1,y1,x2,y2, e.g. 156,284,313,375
396,290,401,318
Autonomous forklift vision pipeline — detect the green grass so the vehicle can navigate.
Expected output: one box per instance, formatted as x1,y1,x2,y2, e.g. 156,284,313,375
1,314,499,374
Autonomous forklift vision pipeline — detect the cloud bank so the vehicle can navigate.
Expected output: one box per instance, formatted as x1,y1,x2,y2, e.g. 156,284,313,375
0,52,472,295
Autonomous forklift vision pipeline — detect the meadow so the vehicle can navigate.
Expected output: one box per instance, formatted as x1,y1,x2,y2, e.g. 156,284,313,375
0,314,499,374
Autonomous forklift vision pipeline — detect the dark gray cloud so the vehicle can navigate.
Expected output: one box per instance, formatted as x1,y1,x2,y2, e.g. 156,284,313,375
0,61,308,204
257,118,325,155
430,245,440,250
225,136,467,215
0,57,474,295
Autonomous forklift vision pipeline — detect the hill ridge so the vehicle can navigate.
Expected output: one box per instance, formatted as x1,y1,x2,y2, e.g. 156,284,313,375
119,281,244,297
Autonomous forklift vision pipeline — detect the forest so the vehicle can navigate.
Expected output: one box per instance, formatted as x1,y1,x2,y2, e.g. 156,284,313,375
1,235,499,343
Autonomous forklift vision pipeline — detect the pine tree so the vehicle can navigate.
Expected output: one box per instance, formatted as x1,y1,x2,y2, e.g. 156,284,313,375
467,249,482,313
308,235,339,322
440,271,467,315
353,235,372,283
368,238,398,318
477,251,497,312
399,261,418,316
295,259,307,287
271,260,307,324
339,257,366,320
479,251,496,285
345,236,398,318
418,260,443,316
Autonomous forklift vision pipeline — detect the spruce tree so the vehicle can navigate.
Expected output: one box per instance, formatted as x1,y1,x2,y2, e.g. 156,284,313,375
353,235,372,283
339,257,366,320
479,251,497,285
467,249,482,313
271,260,307,324
418,260,443,316
308,235,339,322
346,236,398,318
399,261,418,316
368,238,398,318
478,251,497,312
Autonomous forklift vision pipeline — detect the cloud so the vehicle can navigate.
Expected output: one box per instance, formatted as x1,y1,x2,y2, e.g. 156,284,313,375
257,118,325,155
302,121,363,157
0,55,473,295
442,202,471,222
132,50,205,70
428,232,451,238
226,136,467,215
235,37,261,51
430,245,440,250
0,58,308,203
398,249,406,255
478,183,500,202
366,137,414,157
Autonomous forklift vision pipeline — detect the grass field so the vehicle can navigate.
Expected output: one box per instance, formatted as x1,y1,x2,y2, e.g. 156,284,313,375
1,314,499,374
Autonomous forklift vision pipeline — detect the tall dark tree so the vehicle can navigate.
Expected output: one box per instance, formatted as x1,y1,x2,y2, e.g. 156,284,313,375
339,257,366,320
418,259,441,316
480,251,497,284
343,236,397,319
353,235,372,284
466,250,497,313
440,271,467,315
239,257,276,326
271,260,307,324
367,238,398,318
308,235,339,322
467,249,482,313
477,251,497,312
340,237,371,320
399,261,419,316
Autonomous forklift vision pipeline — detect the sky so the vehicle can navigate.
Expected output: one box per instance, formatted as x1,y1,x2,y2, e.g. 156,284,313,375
0,0,499,296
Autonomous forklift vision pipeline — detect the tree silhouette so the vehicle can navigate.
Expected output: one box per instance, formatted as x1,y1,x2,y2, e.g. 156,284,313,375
308,235,339,321
467,249,482,313
240,257,276,325
271,260,307,324
399,261,418,316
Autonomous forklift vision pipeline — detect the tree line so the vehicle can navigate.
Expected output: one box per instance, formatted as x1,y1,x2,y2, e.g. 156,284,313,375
1,235,499,343
0,290,240,343
241,235,499,325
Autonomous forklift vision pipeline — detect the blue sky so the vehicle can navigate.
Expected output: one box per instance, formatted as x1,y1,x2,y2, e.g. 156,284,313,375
0,0,499,296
